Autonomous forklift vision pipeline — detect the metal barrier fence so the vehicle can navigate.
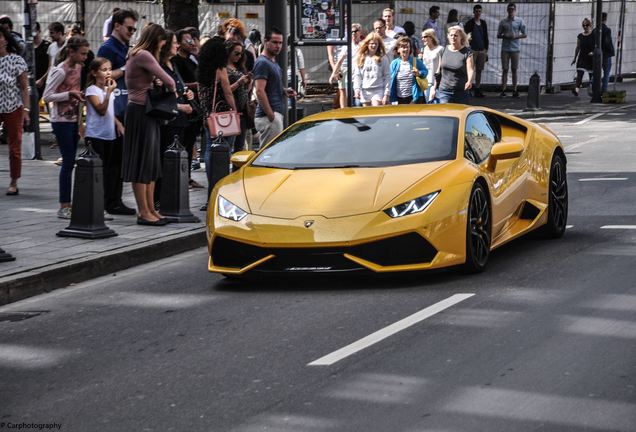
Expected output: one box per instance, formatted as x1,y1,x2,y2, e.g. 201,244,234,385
2,0,634,88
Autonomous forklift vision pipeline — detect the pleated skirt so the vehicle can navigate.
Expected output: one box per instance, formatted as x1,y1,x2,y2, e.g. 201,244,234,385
122,103,161,183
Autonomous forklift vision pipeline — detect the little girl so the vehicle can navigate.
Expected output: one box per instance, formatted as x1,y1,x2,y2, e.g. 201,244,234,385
84,57,124,216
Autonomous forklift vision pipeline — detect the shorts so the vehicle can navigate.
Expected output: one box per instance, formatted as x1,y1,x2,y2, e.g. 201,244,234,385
501,51,520,71
359,88,384,104
473,50,487,71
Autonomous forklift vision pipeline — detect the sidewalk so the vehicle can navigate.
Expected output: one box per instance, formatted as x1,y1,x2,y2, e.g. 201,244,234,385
1,79,634,305
0,130,210,305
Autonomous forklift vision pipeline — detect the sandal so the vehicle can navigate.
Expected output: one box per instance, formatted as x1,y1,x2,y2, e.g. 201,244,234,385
6,186,18,196
189,179,204,189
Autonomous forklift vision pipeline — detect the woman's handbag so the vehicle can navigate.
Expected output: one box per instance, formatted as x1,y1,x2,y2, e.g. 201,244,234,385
413,57,429,92
146,85,178,121
206,78,241,138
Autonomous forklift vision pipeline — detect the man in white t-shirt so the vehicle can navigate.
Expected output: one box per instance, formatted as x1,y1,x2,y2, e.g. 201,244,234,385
383,8,405,38
102,7,120,41
374,18,396,60
46,22,65,69
329,23,363,107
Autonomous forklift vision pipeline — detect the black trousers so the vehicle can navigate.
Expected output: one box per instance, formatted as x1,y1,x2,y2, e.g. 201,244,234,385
88,136,124,210
182,119,202,179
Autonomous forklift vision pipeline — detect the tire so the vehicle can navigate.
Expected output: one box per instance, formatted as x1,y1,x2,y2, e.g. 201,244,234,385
463,182,491,273
542,153,568,238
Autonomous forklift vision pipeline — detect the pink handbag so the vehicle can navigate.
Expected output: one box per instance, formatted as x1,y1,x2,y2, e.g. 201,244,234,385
207,78,241,138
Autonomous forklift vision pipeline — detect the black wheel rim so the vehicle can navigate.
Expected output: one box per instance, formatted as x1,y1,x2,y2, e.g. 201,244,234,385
469,186,490,267
550,158,568,230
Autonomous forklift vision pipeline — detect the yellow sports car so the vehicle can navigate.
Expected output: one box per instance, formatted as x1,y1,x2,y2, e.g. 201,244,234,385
206,105,567,275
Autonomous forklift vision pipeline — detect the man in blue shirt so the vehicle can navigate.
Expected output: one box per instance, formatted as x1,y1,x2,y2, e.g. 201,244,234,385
96,9,138,215
253,27,296,149
423,6,444,48
497,2,526,98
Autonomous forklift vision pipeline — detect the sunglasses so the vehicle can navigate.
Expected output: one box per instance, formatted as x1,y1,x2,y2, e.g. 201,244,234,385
126,26,137,33
352,29,359,33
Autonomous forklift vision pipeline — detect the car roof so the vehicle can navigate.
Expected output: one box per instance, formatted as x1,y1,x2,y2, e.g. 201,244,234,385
298,104,477,123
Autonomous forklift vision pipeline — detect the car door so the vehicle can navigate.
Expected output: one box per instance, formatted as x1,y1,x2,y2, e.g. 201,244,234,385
464,112,525,235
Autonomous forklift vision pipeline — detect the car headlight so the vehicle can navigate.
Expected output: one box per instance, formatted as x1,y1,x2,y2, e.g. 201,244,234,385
385,191,440,218
218,195,248,221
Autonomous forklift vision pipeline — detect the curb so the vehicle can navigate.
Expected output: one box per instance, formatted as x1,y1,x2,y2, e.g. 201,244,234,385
0,228,207,306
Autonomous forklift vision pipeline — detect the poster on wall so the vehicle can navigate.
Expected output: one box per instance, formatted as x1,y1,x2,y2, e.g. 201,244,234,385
298,0,343,41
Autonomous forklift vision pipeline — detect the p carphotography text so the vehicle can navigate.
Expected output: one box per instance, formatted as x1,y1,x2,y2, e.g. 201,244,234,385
0,423,62,430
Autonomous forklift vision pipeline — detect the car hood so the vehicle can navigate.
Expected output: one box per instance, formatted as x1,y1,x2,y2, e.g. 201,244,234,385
241,162,450,218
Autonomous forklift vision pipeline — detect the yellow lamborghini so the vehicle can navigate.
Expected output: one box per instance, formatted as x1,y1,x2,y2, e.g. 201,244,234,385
206,105,567,275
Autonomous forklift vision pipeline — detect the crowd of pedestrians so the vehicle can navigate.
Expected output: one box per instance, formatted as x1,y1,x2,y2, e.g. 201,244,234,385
0,2,618,222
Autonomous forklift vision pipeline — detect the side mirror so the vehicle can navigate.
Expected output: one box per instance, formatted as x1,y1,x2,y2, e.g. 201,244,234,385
487,138,524,171
230,151,256,169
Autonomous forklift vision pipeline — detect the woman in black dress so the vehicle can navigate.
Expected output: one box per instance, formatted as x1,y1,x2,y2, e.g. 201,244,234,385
571,18,594,97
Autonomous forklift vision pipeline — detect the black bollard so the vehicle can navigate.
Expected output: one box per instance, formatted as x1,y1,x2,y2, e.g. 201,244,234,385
57,143,118,239
0,247,16,262
160,135,200,223
209,132,230,189
526,71,541,111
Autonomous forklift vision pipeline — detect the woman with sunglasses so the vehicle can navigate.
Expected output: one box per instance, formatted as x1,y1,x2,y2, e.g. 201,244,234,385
153,30,195,207
197,36,237,211
225,39,252,153
420,28,443,103
571,18,594,97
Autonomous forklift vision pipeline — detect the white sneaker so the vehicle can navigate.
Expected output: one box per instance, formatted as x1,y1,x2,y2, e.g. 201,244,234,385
104,211,114,221
57,207,72,219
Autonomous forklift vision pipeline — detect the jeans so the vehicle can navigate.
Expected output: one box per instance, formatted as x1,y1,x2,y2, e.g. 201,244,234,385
52,122,79,203
437,88,470,104
602,57,612,93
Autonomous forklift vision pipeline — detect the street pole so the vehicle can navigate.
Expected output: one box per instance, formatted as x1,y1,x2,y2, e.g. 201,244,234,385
23,0,41,159
591,0,603,103
265,0,288,124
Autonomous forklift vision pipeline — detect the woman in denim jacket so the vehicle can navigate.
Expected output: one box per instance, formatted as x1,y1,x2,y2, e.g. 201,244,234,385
389,37,427,104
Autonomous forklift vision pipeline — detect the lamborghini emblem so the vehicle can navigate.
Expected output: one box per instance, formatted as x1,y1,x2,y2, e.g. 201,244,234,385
304,220,314,228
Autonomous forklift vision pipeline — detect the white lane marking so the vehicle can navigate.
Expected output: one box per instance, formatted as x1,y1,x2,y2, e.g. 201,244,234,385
601,225,636,230
307,293,475,366
566,225,574,229
564,136,596,151
573,103,636,125
582,176,629,181
574,113,605,125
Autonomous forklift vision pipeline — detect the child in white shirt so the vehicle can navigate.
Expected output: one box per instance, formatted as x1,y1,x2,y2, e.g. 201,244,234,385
85,57,123,143
84,57,125,218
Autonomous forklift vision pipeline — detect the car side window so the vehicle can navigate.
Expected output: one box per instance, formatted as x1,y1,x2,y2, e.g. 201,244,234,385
464,113,497,164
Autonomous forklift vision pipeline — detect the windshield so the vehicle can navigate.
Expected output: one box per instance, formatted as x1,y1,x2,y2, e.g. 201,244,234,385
251,116,458,169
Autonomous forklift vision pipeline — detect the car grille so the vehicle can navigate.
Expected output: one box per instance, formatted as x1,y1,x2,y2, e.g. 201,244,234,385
211,233,438,272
